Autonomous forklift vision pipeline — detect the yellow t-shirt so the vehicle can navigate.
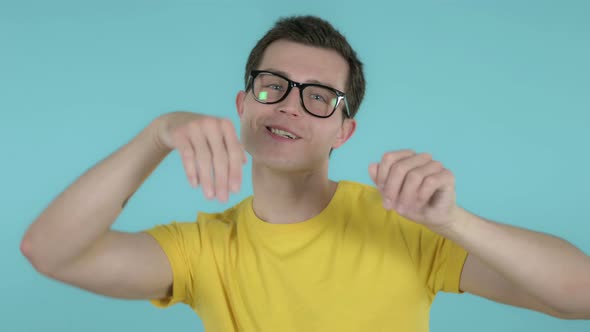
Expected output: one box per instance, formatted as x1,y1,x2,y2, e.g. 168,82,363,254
146,180,468,332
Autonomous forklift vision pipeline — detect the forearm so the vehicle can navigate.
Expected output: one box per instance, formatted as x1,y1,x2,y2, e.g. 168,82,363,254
439,207,590,316
22,118,172,273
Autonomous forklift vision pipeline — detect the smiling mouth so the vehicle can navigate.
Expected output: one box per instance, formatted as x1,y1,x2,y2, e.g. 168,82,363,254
266,126,300,139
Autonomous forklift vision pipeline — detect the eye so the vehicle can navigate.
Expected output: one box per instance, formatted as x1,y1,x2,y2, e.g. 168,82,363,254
310,94,328,103
265,84,284,91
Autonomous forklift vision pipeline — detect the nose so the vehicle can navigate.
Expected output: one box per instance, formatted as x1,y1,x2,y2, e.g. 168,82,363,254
276,86,304,117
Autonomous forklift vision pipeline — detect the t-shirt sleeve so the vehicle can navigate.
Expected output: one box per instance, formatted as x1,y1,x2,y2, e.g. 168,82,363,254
397,214,468,295
144,221,202,308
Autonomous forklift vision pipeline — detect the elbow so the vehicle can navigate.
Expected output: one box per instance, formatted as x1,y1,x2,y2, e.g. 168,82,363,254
20,231,56,277
20,232,36,267
21,232,43,273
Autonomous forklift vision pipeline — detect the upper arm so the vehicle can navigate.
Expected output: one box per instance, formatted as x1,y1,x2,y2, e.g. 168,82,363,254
459,253,565,318
47,230,173,300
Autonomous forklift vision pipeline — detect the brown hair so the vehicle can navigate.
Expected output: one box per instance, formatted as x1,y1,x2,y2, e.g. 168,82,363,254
244,15,366,119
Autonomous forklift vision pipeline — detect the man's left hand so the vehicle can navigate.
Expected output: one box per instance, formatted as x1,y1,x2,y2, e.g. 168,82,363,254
369,149,459,230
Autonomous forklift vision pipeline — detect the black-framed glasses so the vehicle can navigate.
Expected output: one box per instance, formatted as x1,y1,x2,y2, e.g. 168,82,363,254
246,70,351,118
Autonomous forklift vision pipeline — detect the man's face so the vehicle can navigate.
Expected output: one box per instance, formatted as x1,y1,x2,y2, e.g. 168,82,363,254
236,40,356,172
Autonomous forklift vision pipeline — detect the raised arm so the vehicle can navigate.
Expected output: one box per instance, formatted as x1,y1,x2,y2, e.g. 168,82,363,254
369,149,590,319
21,111,246,299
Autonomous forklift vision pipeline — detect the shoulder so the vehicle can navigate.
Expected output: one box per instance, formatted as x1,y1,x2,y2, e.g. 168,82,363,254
196,196,252,227
336,180,424,229
337,179,377,194
336,180,383,205
333,180,392,225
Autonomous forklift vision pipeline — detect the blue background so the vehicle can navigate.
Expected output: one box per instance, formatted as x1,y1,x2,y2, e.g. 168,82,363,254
1,0,589,331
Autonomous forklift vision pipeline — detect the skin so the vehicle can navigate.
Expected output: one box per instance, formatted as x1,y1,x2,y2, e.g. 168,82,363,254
20,39,590,320
235,40,355,224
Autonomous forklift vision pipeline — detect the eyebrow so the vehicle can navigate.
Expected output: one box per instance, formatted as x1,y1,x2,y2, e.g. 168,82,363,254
262,68,340,90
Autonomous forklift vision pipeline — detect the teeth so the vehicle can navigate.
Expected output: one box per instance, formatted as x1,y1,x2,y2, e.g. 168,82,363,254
269,127,298,139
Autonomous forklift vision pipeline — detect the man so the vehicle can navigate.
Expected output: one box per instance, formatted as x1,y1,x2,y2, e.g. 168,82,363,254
21,15,590,331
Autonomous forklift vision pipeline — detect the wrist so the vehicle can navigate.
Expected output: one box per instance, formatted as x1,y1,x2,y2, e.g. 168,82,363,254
148,116,173,154
431,205,472,240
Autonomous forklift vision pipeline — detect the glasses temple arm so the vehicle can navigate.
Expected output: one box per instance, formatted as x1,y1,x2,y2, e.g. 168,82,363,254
343,97,351,118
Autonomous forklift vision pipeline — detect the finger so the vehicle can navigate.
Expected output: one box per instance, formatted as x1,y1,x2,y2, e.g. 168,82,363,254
179,139,198,188
417,169,455,208
190,127,214,199
381,152,432,209
368,163,378,184
203,121,229,202
397,160,443,212
375,150,416,190
220,119,244,193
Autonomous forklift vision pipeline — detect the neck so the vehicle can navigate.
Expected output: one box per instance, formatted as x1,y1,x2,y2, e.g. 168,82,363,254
251,160,338,224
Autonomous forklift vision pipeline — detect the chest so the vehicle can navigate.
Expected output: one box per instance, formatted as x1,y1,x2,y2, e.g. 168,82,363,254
220,232,429,330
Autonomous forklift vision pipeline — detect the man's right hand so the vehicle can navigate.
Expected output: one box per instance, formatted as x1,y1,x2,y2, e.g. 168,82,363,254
154,111,247,202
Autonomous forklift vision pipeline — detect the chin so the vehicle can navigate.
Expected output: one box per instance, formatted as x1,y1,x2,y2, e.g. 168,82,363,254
243,132,329,172
251,149,325,173
254,153,307,172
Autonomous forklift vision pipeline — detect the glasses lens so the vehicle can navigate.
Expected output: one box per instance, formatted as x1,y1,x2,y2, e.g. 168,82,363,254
302,86,339,117
253,73,288,103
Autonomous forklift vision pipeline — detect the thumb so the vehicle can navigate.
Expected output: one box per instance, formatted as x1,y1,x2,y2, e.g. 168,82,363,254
430,184,455,209
368,163,378,184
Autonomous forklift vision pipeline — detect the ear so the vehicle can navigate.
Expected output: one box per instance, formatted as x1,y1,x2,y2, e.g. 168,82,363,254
236,90,246,118
332,118,356,149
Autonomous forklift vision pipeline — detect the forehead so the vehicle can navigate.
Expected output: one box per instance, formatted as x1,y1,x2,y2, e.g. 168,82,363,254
258,40,349,91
